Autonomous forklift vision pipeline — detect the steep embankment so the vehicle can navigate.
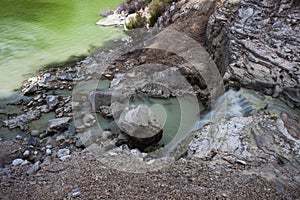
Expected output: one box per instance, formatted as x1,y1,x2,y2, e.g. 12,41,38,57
206,0,300,108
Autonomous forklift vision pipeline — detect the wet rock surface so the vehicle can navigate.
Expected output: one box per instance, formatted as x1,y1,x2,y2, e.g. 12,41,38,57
207,0,300,108
118,104,163,150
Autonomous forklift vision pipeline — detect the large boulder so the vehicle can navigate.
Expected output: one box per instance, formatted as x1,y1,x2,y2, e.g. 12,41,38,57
118,104,163,150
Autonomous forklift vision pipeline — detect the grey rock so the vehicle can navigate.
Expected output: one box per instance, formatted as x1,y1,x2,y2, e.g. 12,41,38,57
68,188,81,198
23,84,37,95
57,148,70,158
26,161,41,175
89,89,113,109
207,0,300,108
59,155,71,162
46,95,59,110
3,110,41,130
47,117,71,134
12,159,24,166
82,113,96,127
57,73,74,81
21,160,30,166
23,150,30,158
118,105,163,149
101,131,114,140
188,113,300,164
40,156,53,167
45,149,52,156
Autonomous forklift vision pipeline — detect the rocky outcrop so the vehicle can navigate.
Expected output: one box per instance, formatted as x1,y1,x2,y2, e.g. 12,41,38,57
110,64,195,98
207,0,300,108
118,104,163,150
188,111,300,191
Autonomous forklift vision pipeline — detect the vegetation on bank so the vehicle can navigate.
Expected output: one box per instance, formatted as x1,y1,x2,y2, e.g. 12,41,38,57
125,0,179,29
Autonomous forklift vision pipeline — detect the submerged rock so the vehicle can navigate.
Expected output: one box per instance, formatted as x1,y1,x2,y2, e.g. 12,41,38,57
3,110,41,130
118,104,163,150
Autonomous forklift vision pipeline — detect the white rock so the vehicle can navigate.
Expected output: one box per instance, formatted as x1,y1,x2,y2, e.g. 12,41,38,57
46,149,52,156
23,150,30,158
21,160,30,166
12,159,24,166
26,161,40,175
57,148,70,158
59,155,71,162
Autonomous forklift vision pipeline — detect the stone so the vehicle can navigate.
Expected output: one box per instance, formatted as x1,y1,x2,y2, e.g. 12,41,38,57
89,89,113,110
3,110,41,130
59,155,71,162
82,113,96,127
41,156,53,167
21,160,30,166
57,148,70,158
188,111,300,164
101,131,114,140
23,84,37,95
206,0,300,108
46,95,59,110
26,161,41,175
96,13,126,26
118,105,163,150
68,188,81,198
45,149,52,156
23,150,30,158
47,117,72,134
12,159,24,166
57,73,74,81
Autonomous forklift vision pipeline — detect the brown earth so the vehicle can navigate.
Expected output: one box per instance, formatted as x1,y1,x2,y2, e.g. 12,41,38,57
0,145,290,200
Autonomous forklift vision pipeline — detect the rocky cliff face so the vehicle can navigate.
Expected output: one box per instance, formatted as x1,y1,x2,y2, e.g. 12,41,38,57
207,0,300,108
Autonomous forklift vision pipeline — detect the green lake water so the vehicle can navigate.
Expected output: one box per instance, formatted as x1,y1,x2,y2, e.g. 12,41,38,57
0,0,124,97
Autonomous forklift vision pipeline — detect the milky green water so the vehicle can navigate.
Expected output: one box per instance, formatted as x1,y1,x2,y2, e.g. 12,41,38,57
0,0,124,97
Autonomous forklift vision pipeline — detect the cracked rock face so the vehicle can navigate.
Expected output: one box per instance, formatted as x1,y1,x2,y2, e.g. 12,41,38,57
188,111,300,191
207,0,300,108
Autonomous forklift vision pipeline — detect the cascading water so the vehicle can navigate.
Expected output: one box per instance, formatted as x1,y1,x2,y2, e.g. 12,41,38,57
158,88,300,158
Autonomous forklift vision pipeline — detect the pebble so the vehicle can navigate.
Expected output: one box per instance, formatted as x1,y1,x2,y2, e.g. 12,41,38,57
46,149,52,156
68,188,81,198
12,159,24,166
57,148,70,158
23,150,30,158
15,135,22,140
21,160,30,166
59,155,71,162
26,161,41,175
56,135,66,143
41,156,52,167
31,130,40,137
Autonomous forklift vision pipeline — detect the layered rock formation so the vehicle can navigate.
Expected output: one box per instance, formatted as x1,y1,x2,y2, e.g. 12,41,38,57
207,0,300,108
